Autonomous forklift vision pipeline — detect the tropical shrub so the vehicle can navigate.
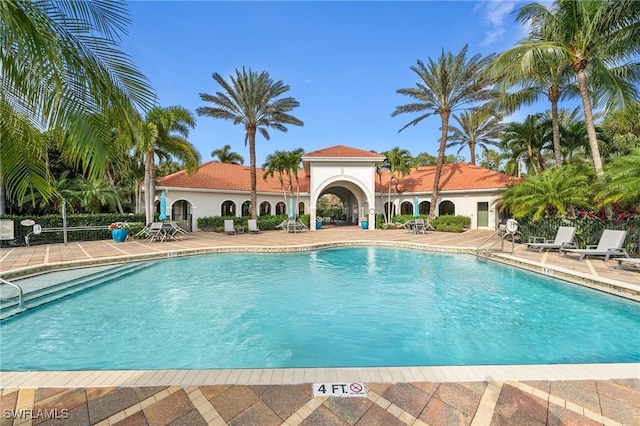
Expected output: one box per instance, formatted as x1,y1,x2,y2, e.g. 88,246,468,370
431,215,471,232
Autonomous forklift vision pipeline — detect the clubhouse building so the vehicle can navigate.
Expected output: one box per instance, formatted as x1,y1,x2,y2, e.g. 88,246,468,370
155,145,517,231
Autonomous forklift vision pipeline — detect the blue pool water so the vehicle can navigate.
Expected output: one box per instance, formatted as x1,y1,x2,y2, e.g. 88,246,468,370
1,247,639,371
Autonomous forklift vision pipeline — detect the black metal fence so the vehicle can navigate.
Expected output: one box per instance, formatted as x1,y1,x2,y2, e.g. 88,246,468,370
516,217,640,256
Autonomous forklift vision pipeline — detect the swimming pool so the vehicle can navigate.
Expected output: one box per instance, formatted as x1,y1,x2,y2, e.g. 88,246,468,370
1,247,639,371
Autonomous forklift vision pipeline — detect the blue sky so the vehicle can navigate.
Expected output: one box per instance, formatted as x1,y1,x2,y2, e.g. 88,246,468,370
122,1,533,166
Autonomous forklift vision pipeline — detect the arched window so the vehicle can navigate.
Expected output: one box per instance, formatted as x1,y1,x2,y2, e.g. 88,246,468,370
298,201,305,215
275,201,286,215
260,201,271,216
384,202,396,220
439,200,455,216
241,201,251,217
400,201,412,215
221,200,235,216
419,201,431,215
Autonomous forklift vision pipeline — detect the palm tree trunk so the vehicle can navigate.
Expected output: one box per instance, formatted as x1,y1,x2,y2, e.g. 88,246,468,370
549,87,563,167
430,111,450,220
576,68,604,179
248,130,258,219
144,152,155,224
469,140,476,166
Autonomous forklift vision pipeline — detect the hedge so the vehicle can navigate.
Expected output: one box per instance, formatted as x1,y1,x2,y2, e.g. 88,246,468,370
0,213,146,245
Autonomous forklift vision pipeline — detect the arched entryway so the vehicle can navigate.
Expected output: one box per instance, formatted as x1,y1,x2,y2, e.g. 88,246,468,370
171,199,193,231
310,177,375,230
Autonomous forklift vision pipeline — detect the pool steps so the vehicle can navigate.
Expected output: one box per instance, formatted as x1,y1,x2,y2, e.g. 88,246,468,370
0,262,154,320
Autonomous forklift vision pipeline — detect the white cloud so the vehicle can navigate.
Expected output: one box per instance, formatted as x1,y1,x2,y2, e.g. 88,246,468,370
477,1,517,47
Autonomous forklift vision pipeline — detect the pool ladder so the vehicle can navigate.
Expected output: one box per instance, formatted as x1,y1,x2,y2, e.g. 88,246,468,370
0,277,23,309
476,231,516,261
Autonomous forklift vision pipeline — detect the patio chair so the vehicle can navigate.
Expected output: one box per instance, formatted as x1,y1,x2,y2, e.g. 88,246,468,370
248,219,261,234
286,219,297,233
223,220,236,235
616,257,640,271
145,222,166,242
526,226,577,253
413,219,426,234
276,219,288,231
560,230,629,261
424,218,435,231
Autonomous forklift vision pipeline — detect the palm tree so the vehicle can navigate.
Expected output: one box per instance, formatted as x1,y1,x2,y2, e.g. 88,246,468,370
499,166,593,219
447,108,503,165
136,106,200,224
0,0,154,212
598,148,640,208
197,68,303,219
512,0,640,179
501,115,549,176
211,144,244,165
262,151,288,201
490,47,576,167
383,147,412,222
392,45,496,219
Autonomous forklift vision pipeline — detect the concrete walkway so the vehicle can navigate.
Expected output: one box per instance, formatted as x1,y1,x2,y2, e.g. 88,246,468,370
1,226,639,425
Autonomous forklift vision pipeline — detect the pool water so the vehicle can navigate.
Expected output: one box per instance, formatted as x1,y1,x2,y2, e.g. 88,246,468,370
1,247,639,371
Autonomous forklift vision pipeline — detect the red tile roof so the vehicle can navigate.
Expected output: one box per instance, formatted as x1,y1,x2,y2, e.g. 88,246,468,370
158,151,517,194
377,163,518,192
303,145,386,158
158,161,310,193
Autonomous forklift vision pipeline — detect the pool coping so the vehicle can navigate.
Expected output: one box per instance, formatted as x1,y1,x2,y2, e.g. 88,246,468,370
2,363,639,388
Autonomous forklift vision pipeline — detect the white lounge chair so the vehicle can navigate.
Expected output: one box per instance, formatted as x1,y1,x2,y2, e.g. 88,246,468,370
616,257,640,271
145,222,166,242
526,226,577,253
223,219,236,235
560,230,629,261
248,219,261,234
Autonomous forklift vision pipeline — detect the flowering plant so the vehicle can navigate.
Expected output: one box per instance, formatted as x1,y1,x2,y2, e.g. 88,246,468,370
360,217,369,222
108,222,129,231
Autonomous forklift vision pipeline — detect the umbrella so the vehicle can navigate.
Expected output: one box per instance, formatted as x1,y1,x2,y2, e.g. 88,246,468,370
413,196,420,218
289,198,295,219
158,192,167,221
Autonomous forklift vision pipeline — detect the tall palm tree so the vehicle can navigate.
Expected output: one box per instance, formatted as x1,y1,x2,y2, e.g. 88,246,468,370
0,0,154,212
197,68,304,219
447,108,503,165
512,0,640,179
392,45,496,219
211,144,244,165
490,48,577,167
136,106,200,224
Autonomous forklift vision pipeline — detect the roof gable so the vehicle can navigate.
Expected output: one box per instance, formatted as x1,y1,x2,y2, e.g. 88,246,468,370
303,145,385,159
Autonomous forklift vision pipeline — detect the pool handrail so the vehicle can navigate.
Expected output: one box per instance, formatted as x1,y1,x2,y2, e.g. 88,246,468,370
0,277,23,309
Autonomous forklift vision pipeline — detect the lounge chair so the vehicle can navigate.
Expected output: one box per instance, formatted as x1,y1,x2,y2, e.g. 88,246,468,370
248,219,261,234
145,222,166,242
223,219,236,235
526,226,577,253
286,219,297,233
560,230,629,261
616,258,640,271
413,219,426,234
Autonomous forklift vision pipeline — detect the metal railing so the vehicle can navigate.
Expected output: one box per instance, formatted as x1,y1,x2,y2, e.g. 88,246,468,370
0,278,23,309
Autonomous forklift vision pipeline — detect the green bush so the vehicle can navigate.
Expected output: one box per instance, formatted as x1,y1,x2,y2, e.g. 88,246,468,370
431,215,470,232
196,214,289,232
0,213,145,245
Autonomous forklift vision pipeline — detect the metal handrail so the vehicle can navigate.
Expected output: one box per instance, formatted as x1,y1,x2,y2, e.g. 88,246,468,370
0,278,24,309
476,231,516,257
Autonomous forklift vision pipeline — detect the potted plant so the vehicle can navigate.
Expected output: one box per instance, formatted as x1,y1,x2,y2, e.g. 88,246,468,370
360,217,369,230
109,222,130,242
316,216,323,229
